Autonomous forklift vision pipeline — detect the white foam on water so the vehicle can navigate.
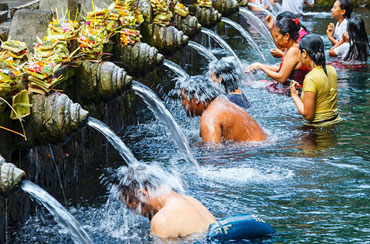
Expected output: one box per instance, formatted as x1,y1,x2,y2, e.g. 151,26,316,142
198,165,294,185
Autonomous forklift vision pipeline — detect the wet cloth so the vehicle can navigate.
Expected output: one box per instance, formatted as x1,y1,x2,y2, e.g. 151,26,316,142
278,55,310,85
227,93,251,109
298,28,308,42
301,65,342,126
333,42,349,58
333,19,348,41
281,0,314,16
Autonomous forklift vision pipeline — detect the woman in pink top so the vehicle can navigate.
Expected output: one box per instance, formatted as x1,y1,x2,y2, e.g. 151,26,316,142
265,11,309,58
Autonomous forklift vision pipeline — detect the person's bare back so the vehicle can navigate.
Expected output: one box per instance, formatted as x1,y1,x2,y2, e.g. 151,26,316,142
150,194,216,238
200,97,266,143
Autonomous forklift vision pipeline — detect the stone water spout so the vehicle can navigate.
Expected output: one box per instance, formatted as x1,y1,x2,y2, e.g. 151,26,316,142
75,61,133,103
212,0,239,16
172,14,201,37
0,155,25,195
119,42,164,74
29,93,89,142
142,24,189,54
195,5,222,27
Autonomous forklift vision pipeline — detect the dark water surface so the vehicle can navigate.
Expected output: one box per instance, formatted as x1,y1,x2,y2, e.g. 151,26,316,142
15,7,369,244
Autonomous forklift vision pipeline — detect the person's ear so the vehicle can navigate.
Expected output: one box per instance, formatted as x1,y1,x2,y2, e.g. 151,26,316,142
285,33,290,43
341,9,346,18
219,75,223,83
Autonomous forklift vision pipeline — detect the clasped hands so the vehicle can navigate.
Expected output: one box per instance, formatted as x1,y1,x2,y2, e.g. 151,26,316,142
289,80,300,96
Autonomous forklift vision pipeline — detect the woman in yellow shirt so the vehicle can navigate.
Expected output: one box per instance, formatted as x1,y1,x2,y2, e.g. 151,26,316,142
290,34,342,127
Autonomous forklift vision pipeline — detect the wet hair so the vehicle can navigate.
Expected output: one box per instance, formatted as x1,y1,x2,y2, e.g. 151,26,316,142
339,0,353,19
117,163,184,206
177,75,224,103
276,16,300,42
276,11,309,33
209,57,240,93
299,34,327,75
344,16,369,63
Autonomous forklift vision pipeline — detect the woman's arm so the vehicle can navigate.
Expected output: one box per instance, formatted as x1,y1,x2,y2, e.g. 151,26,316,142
290,81,316,121
327,23,338,46
244,62,279,74
329,39,345,57
259,48,300,83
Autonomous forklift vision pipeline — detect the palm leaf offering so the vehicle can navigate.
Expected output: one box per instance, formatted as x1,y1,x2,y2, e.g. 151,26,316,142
197,0,213,8
150,0,173,26
34,37,71,64
174,2,189,17
47,18,80,41
10,90,32,120
120,29,142,46
25,59,64,94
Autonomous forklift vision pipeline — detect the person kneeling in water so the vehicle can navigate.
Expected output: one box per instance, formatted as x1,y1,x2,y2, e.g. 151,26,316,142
118,163,275,240
290,34,342,127
118,163,216,238
179,75,266,143
209,57,251,110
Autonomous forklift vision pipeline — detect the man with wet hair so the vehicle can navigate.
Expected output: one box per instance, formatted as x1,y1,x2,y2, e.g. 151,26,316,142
209,57,251,109
179,75,266,143
118,163,216,238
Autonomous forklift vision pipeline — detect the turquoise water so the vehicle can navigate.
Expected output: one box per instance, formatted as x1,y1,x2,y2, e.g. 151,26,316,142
15,7,369,244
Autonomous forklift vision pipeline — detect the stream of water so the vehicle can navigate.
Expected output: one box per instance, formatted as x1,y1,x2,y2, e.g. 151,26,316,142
13,6,370,244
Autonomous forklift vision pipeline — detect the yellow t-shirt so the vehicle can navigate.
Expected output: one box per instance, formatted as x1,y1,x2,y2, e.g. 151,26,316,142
301,65,341,126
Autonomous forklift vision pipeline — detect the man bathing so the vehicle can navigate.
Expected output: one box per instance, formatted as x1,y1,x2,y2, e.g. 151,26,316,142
179,75,266,143
118,163,216,238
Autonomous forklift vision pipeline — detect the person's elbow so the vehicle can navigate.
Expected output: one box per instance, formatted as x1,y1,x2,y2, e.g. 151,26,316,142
303,112,315,121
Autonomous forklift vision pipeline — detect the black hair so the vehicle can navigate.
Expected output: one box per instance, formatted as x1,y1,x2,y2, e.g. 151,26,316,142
344,16,369,63
117,163,184,206
299,34,327,75
276,16,300,42
276,11,309,33
177,75,224,103
339,0,353,19
209,57,240,93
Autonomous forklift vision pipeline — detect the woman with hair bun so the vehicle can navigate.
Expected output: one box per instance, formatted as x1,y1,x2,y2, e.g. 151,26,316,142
290,34,341,127
245,17,309,95
327,0,353,46
329,16,369,65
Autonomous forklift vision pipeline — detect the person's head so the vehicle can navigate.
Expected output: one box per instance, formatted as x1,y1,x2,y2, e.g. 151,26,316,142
118,163,184,219
344,16,369,63
276,11,308,33
299,34,327,75
275,17,300,47
209,57,240,94
179,75,224,117
331,0,352,20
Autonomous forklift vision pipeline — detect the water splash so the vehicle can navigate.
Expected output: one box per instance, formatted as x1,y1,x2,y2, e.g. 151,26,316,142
87,117,139,165
221,17,267,62
239,8,275,49
163,59,189,79
200,27,242,69
188,41,218,62
132,81,199,169
21,180,93,244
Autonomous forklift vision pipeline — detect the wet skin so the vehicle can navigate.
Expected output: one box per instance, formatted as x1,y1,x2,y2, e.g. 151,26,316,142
244,27,304,84
181,91,266,143
121,190,216,238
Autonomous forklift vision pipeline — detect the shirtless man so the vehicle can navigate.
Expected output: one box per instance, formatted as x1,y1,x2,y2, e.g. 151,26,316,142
118,163,216,238
179,75,266,143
